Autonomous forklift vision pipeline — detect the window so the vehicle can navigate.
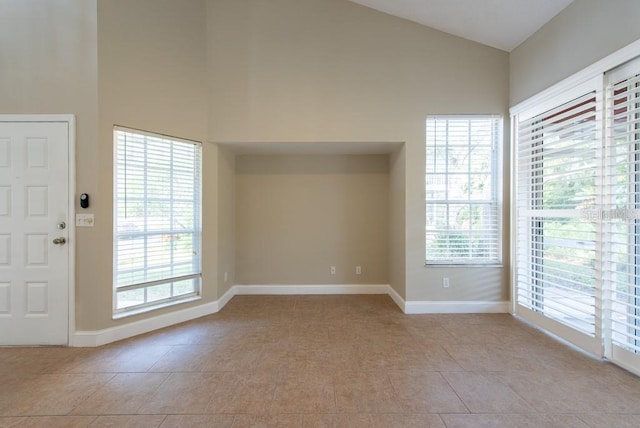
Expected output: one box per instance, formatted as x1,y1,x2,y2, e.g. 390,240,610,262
606,59,640,360
113,126,202,316
513,54,640,371
425,115,501,264
516,89,599,338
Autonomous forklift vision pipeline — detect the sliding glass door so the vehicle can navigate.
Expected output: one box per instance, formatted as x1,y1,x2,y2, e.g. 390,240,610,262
605,58,640,372
514,57,640,374
515,78,602,355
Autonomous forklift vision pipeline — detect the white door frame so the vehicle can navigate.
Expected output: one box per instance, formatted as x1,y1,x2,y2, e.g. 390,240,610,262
0,114,76,345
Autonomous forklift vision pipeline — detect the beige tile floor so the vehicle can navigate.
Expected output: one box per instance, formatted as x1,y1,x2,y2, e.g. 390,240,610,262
1,295,640,427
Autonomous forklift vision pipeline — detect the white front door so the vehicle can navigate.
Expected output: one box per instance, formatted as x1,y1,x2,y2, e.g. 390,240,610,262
0,121,70,345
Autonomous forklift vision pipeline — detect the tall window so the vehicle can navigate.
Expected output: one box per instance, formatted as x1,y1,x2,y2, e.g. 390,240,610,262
606,59,640,360
113,127,202,316
425,116,501,264
513,56,640,369
516,90,598,338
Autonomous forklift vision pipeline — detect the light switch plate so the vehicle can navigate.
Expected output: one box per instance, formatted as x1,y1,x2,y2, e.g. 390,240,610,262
76,213,94,227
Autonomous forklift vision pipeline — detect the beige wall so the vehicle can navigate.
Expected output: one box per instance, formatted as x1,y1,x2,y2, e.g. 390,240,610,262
217,146,236,295
13,0,639,331
510,0,640,105
92,0,209,330
1,0,511,335
208,0,510,302
235,155,389,285
0,0,101,327
388,146,406,298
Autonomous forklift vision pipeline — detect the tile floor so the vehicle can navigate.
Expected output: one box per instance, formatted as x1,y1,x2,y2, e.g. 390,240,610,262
1,295,640,427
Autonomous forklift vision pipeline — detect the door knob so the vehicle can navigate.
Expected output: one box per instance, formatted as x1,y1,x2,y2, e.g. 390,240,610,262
52,237,66,245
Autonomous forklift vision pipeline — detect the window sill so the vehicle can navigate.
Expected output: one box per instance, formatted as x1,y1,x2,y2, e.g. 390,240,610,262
424,263,504,268
112,295,201,320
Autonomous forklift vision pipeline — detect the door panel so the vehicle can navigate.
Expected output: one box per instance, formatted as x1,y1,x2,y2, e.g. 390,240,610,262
515,81,602,354
0,121,69,345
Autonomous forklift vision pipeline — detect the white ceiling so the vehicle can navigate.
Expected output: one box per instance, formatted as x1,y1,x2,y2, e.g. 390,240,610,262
347,0,574,52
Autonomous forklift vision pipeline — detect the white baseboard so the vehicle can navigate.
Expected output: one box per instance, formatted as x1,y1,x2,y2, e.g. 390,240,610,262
232,284,390,295
217,285,235,308
71,288,235,347
386,286,406,312
404,300,509,314
71,284,508,346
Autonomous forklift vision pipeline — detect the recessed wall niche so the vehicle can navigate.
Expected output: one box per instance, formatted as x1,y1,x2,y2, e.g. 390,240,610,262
227,142,402,287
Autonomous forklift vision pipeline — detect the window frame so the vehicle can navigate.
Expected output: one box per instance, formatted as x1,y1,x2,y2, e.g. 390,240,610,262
112,126,202,318
425,115,503,266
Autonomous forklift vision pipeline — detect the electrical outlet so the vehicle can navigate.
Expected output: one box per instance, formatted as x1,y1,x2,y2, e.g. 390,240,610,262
330,266,336,275
224,272,228,283
356,266,362,275
443,277,450,288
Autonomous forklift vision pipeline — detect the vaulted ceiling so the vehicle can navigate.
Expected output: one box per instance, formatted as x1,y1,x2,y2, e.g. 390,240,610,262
347,0,574,51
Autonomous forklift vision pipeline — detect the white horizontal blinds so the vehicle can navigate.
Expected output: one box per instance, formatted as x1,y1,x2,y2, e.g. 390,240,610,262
516,91,599,336
605,58,640,362
114,127,202,313
426,116,500,264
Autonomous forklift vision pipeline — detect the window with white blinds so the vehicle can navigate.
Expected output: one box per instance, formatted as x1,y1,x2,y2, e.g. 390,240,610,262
514,54,640,372
605,59,640,363
426,116,501,264
516,91,599,337
113,127,202,315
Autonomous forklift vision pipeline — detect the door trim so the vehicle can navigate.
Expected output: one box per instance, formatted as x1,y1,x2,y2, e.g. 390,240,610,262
0,114,76,345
